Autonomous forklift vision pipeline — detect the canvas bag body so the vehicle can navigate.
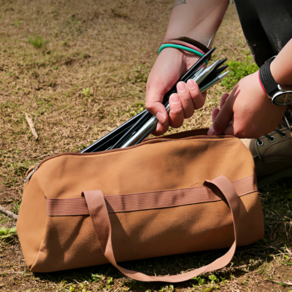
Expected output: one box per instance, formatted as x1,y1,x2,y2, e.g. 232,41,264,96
17,129,264,278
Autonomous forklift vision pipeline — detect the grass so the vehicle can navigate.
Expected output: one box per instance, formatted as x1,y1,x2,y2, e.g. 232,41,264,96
221,58,259,90
0,0,291,291
0,227,17,242
26,35,46,49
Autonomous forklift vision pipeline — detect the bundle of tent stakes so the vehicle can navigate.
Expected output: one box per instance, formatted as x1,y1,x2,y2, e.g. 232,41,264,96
81,48,229,153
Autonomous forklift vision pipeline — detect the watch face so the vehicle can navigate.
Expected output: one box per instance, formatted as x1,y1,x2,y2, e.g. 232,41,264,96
272,91,292,106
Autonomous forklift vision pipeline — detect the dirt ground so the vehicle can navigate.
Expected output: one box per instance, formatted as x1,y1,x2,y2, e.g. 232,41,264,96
1,0,292,291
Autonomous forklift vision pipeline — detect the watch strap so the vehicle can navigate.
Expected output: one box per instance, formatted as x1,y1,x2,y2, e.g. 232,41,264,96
259,57,278,97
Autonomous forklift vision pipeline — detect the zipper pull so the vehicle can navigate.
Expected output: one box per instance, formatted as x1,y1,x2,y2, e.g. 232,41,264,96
24,163,40,183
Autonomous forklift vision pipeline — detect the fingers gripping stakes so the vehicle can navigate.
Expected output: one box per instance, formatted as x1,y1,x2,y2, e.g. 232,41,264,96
81,48,229,152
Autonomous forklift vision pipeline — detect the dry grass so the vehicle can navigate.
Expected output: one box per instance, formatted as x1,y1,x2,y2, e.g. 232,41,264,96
1,1,292,291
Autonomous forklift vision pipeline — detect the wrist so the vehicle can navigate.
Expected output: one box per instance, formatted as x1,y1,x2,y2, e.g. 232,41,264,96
161,41,206,56
259,59,292,106
270,57,292,87
163,36,209,54
159,46,200,66
270,58,282,85
159,37,210,65
257,70,267,95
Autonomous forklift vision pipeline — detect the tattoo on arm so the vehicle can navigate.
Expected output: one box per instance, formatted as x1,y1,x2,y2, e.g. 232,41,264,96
174,0,186,8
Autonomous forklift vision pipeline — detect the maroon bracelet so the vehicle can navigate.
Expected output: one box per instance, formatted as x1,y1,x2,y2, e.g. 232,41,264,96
171,37,209,54
163,36,211,60
161,41,206,56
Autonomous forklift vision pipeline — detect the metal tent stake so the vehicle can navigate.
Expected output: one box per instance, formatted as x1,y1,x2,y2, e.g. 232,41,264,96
81,48,229,153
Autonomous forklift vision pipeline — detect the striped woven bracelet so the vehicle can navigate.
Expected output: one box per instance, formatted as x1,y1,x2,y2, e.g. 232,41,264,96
159,43,208,65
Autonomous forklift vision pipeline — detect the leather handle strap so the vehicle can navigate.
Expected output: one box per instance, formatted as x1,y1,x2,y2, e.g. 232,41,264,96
83,176,240,283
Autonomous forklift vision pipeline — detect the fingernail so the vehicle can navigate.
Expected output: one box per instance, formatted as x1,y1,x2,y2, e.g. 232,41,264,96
177,82,186,92
172,94,180,104
156,112,166,123
188,79,196,89
207,125,216,135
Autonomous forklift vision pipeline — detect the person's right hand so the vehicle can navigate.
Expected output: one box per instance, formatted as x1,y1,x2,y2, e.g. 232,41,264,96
145,48,207,135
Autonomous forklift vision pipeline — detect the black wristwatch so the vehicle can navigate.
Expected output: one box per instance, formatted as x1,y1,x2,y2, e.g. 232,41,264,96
259,57,292,106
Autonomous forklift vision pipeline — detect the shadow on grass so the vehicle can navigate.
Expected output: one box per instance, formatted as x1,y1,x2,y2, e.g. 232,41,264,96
34,182,292,291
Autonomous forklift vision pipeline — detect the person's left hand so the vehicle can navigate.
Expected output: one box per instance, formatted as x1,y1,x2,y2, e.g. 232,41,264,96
207,71,287,138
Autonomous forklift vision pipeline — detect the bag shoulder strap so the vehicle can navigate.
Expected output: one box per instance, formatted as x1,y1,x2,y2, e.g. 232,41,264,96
83,176,240,283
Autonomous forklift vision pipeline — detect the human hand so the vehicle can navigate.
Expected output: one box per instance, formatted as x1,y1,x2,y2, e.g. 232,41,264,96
145,48,207,135
207,71,287,138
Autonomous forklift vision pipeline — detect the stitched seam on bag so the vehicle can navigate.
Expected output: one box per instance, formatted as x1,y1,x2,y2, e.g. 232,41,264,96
46,191,258,216
33,136,238,171
45,176,255,202
46,176,257,216
103,175,255,198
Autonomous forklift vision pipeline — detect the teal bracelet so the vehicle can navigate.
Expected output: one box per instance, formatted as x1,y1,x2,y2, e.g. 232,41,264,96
159,43,208,65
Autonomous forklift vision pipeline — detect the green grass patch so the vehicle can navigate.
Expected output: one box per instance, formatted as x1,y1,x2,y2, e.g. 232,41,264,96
0,227,17,242
221,59,259,90
11,20,22,27
26,35,46,49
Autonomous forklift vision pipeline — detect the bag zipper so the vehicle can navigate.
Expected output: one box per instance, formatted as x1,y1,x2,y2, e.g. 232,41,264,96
23,135,234,183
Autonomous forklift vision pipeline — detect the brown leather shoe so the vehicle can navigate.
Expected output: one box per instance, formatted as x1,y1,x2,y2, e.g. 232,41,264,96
241,127,292,188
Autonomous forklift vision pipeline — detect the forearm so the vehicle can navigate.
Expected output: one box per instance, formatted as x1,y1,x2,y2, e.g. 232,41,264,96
270,38,292,86
164,0,229,47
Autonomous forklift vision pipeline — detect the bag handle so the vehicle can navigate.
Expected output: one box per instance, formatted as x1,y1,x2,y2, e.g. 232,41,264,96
83,176,240,283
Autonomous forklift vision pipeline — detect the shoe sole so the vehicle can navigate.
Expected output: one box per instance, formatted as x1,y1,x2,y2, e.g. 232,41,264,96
258,167,292,189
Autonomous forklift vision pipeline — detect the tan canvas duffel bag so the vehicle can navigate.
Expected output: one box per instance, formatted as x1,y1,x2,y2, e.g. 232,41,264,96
17,129,264,282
